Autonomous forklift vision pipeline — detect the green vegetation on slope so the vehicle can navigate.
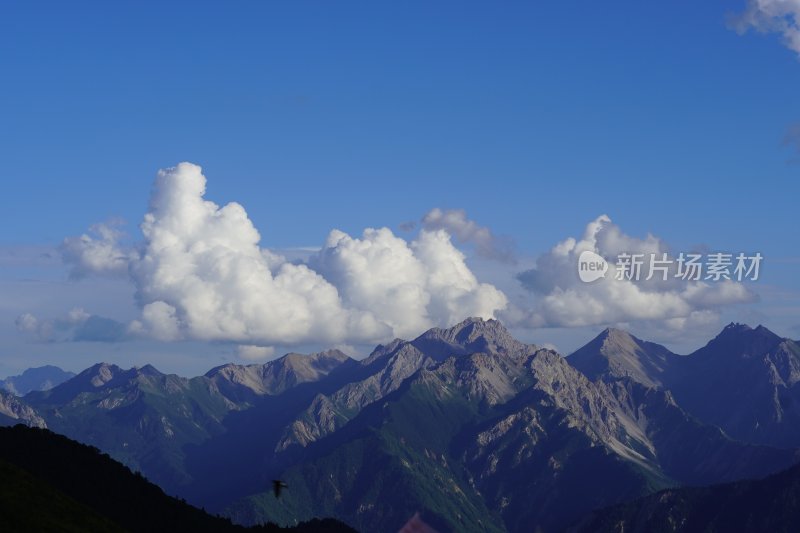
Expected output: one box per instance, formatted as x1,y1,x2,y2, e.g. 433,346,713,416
227,372,510,532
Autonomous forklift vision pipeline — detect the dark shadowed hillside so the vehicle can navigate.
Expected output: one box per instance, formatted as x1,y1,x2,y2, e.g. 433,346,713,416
0,425,355,533
569,461,800,533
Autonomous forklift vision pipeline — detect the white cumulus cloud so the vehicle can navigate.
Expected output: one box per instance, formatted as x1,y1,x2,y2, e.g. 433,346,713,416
516,215,756,328
88,162,510,347
312,226,507,339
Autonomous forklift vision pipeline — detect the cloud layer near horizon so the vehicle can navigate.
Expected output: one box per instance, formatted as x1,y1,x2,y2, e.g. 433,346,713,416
62,163,507,351
15,307,126,343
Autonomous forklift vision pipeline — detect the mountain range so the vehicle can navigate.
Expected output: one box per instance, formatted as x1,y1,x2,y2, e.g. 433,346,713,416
5,319,800,532
571,324,800,449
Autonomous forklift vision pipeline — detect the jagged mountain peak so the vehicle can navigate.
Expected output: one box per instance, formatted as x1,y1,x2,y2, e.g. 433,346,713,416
77,362,164,386
719,322,780,339
568,327,676,388
668,323,800,448
283,348,350,367
23,363,176,407
421,316,508,342
723,321,752,332
599,326,634,338
0,390,46,428
131,364,164,377
81,362,124,387
214,348,351,377
411,317,534,361
278,349,353,380
206,349,354,399
595,327,642,348
85,362,122,372
362,338,407,365
702,322,783,357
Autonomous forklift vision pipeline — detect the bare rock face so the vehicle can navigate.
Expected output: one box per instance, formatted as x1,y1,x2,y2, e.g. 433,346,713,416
277,343,433,451
568,321,800,449
568,328,677,388
411,317,537,362
278,317,540,452
206,349,353,401
0,390,46,428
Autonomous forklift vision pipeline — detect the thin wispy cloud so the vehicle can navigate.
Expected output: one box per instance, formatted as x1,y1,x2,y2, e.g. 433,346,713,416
421,208,516,263
16,307,127,343
731,0,800,56
236,345,276,361
785,121,800,152
61,221,134,280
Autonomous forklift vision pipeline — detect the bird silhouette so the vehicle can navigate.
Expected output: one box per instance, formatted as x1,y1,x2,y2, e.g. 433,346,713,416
272,479,288,498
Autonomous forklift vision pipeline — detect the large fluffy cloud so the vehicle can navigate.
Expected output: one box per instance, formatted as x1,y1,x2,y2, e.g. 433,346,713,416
73,163,508,348
54,165,760,347
732,0,800,56
312,226,507,339
516,215,756,328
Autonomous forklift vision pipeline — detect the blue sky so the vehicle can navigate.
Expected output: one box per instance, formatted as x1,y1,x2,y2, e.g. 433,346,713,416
1,1,799,376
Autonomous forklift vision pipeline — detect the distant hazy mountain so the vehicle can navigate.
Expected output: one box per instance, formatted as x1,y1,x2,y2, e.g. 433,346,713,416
0,425,354,532
0,365,75,396
568,328,678,388
19,319,800,532
570,460,800,533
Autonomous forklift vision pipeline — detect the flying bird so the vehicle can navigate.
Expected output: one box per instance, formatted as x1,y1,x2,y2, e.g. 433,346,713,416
272,479,288,499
